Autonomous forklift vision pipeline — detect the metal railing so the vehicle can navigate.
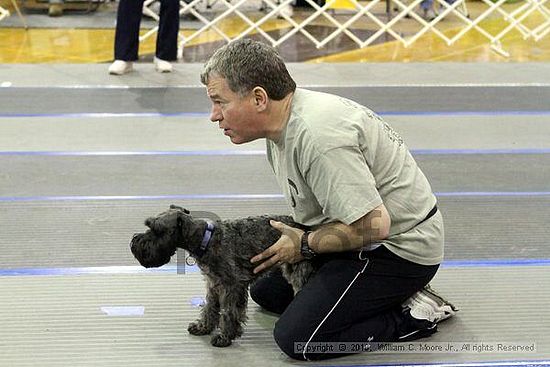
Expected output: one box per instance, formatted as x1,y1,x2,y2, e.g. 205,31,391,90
139,0,550,58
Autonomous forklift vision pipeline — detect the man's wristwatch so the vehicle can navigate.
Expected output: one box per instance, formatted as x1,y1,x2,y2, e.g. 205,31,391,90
300,231,317,259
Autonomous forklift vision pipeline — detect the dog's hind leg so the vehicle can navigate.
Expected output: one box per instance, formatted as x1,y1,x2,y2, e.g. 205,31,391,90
188,280,221,336
210,284,248,347
282,262,315,295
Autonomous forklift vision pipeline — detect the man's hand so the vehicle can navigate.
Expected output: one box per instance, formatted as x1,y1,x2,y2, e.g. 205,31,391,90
250,220,305,274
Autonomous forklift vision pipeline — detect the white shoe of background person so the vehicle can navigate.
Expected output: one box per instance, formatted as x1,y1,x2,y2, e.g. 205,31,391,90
108,60,133,75
154,57,173,73
277,4,293,19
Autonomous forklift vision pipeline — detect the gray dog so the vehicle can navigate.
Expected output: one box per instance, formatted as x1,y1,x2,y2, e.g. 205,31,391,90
130,205,315,347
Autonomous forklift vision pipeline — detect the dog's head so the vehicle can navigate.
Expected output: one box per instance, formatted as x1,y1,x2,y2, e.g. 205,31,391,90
130,205,195,268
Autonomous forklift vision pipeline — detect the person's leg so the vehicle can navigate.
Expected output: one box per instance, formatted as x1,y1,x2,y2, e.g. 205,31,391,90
420,0,432,10
114,0,146,61
250,268,295,315
273,246,439,360
48,0,63,17
420,0,436,19
156,0,180,61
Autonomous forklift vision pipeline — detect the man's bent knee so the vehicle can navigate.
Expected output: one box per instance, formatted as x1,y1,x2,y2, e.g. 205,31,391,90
273,317,314,360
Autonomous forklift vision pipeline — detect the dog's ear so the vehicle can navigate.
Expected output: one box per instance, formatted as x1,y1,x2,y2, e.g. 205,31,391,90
176,210,191,227
170,204,190,214
144,217,154,228
144,217,166,234
170,204,189,213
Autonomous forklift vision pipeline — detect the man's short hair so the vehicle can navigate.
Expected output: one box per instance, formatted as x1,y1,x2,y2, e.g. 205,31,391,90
200,39,296,101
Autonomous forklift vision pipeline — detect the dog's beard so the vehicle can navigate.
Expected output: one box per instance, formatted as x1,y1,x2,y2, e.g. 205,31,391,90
130,232,176,268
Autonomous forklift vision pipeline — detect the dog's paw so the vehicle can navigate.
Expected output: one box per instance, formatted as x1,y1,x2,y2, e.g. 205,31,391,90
211,334,232,347
188,321,212,336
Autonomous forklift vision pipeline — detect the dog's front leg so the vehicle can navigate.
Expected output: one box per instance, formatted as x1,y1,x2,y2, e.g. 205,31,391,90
210,284,248,347
188,279,220,336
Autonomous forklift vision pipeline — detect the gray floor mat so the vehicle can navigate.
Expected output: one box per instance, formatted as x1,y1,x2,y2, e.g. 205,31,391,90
2,86,550,114
1,63,549,366
1,196,549,269
1,267,548,367
1,154,549,197
1,115,550,152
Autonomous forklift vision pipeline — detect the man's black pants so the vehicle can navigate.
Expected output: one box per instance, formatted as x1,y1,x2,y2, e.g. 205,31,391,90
114,0,180,61
250,246,439,360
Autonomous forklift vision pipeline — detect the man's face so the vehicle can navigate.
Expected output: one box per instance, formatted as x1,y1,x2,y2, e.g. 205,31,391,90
206,75,262,145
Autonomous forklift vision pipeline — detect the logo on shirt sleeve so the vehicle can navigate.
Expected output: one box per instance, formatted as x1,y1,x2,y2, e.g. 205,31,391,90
288,179,299,208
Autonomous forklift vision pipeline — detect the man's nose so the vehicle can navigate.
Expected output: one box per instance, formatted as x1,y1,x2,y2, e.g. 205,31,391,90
210,105,222,122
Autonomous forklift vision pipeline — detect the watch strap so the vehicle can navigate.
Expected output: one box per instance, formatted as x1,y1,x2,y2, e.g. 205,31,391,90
300,231,316,258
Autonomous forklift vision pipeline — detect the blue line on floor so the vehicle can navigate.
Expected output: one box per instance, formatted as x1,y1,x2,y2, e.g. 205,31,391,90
411,148,550,155
1,148,550,156
0,150,268,156
1,192,550,203
0,265,188,276
1,259,549,277
316,359,550,367
380,110,550,116
0,112,210,118
0,265,181,276
435,192,550,197
4,83,550,89
0,194,286,202
2,110,550,118
442,259,550,268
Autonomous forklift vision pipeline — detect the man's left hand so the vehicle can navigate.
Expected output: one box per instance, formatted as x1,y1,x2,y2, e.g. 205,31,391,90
250,220,304,274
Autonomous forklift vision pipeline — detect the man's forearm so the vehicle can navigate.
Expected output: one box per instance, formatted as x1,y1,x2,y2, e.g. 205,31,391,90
308,205,390,254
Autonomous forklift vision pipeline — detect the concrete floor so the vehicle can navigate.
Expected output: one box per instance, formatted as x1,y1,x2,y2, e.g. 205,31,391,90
0,61,549,366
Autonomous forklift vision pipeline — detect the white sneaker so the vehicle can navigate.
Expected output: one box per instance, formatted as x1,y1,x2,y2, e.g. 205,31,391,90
402,284,458,323
108,60,133,75
154,57,173,73
277,4,294,19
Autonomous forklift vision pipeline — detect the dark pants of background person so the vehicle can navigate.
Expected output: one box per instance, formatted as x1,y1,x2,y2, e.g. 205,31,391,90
114,0,180,61
250,246,439,361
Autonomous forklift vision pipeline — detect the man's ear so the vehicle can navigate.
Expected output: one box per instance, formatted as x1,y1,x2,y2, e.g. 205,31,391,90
251,86,268,112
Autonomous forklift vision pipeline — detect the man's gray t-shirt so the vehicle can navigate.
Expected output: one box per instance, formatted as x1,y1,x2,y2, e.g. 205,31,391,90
266,88,443,266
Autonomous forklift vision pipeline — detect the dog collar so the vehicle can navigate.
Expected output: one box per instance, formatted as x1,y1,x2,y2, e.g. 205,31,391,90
195,220,215,258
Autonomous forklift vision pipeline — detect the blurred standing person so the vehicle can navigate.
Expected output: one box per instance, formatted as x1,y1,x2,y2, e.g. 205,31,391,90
48,0,64,17
109,0,180,75
420,0,436,20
